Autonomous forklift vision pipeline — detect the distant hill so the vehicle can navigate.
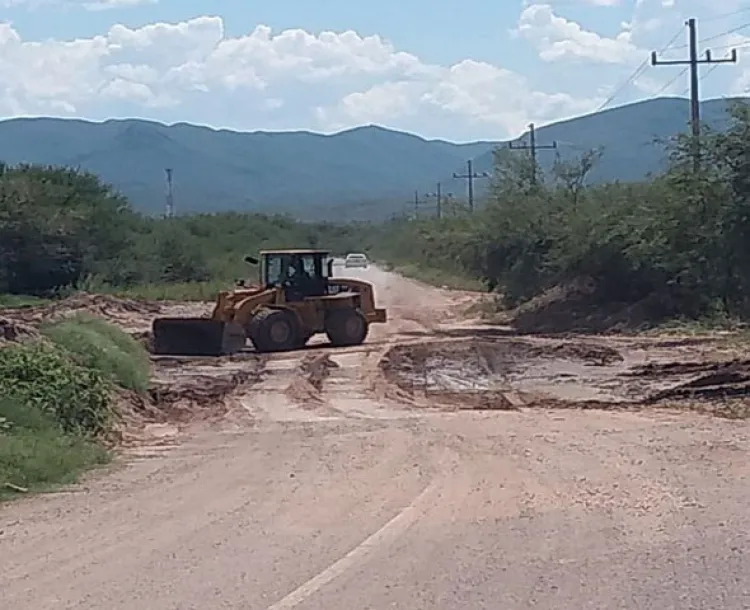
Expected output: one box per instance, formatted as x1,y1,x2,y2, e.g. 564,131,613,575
437,97,735,200
0,97,740,221
0,117,496,220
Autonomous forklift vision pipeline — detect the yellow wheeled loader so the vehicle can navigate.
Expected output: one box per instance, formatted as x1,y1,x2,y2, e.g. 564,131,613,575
151,249,387,355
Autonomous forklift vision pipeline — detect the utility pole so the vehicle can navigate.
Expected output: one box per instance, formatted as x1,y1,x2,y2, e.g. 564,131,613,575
409,190,422,219
508,123,557,185
425,183,450,219
453,160,489,212
651,18,737,172
164,168,174,217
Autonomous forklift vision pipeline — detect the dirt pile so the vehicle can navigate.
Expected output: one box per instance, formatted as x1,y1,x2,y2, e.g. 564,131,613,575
509,277,665,335
132,330,153,351
146,355,264,423
1,293,162,331
0,316,40,343
638,359,750,401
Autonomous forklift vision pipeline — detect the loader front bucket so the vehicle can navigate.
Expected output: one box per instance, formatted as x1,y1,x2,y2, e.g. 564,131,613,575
151,318,246,356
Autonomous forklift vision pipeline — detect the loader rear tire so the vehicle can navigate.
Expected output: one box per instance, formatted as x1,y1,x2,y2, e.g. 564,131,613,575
325,308,368,347
249,309,299,353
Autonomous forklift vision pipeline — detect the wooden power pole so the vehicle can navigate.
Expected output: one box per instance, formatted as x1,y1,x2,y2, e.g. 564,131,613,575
651,18,737,171
508,123,557,185
164,168,174,217
425,183,446,219
408,190,423,219
453,160,489,212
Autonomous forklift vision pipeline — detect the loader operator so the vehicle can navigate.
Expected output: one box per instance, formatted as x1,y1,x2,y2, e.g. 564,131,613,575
283,256,315,299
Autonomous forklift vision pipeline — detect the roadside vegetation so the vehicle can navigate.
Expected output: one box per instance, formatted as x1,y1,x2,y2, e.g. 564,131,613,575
0,165,375,302
371,102,750,331
0,317,150,499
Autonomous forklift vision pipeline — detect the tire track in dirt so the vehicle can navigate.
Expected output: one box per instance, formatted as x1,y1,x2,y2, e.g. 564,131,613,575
242,341,423,423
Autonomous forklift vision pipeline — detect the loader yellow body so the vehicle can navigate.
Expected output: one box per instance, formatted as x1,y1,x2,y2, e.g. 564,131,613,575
151,249,387,355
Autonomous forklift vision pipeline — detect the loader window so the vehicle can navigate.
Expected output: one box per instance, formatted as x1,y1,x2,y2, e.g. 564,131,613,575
262,253,328,292
263,254,289,287
301,256,315,276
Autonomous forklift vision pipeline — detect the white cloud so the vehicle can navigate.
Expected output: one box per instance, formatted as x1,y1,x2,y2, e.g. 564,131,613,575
319,60,595,137
517,0,750,108
0,15,601,140
516,4,642,63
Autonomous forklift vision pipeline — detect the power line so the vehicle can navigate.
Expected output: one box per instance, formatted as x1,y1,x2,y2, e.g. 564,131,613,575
654,66,689,96
703,7,750,22
651,17,738,171
711,40,750,51
596,26,685,112
596,58,649,112
599,19,749,111
677,63,721,97
452,160,489,212
507,123,557,186
702,22,750,42
670,21,750,49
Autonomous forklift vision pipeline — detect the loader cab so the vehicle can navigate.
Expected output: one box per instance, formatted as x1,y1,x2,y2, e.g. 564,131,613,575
247,249,333,301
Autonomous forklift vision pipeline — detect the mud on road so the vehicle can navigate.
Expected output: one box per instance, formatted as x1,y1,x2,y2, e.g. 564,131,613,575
2,267,750,609
381,333,750,418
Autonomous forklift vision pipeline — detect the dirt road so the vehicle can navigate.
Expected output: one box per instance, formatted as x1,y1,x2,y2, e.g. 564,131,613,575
2,266,750,608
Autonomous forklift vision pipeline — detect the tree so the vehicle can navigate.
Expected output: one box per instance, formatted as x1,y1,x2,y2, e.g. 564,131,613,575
0,165,137,294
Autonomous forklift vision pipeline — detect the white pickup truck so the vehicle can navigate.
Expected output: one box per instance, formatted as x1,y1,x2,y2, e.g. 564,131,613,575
344,253,368,268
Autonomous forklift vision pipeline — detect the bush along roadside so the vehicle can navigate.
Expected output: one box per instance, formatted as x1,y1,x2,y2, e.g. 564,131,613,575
40,313,151,394
0,316,151,499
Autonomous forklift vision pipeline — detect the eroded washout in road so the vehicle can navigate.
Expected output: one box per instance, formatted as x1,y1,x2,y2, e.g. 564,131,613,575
380,331,750,417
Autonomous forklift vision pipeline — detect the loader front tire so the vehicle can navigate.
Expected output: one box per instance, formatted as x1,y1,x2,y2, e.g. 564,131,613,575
325,308,368,347
249,309,299,352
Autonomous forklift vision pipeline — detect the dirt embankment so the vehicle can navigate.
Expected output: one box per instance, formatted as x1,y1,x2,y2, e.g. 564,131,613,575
1,293,211,335
504,276,687,335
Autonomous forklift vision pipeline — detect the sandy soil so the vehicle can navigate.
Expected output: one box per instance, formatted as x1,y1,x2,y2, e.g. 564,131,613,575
2,267,750,609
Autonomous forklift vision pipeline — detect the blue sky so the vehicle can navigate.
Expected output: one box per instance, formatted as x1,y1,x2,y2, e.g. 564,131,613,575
1,0,749,140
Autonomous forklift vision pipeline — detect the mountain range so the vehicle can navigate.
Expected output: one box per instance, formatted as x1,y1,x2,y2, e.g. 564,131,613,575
0,97,738,221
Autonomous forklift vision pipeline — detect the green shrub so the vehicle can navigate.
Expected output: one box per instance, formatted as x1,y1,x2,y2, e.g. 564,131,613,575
0,342,112,435
0,398,109,497
41,314,150,393
0,294,50,309
99,280,229,301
